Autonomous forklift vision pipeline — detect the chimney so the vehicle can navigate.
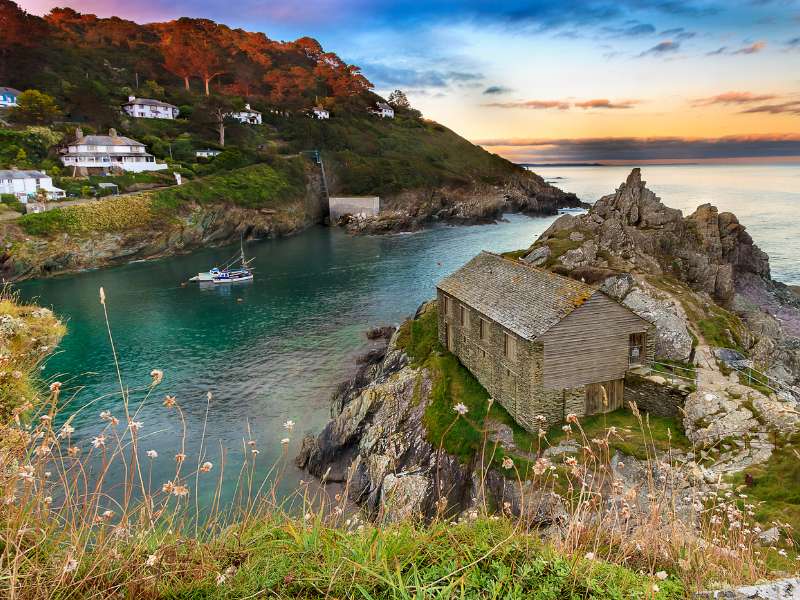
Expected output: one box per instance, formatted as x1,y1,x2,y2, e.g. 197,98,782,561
128,95,136,102
245,103,251,110
109,128,117,137
75,127,83,139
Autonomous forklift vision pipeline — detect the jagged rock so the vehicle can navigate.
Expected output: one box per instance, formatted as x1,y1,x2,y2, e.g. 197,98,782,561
600,273,635,301
695,577,800,599
560,240,597,269
683,391,760,446
622,286,694,361
758,526,781,545
522,245,550,267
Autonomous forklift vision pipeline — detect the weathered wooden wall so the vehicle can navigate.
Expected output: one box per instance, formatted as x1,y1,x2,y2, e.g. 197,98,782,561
539,291,655,390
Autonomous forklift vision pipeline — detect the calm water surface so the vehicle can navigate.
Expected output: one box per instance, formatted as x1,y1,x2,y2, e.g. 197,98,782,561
18,164,800,503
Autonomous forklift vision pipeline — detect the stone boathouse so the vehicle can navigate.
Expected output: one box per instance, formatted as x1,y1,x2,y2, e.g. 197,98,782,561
436,252,655,431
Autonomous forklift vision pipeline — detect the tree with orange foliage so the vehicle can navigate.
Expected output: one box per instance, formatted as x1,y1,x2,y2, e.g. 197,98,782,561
160,18,231,95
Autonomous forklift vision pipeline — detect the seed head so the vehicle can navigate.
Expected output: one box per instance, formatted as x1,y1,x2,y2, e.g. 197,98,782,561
453,403,469,415
200,461,213,473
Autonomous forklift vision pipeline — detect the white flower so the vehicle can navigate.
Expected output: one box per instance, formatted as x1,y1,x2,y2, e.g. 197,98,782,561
216,573,227,585
778,549,788,557
146,449,158,459
58,423,75,438
562,424,571,433
145,554,159,567
49,381,62,392
453,403,469,415
200,461,213,473
502,457,514,470
102,509,115,519
150,369,164,386
281,438,290,445
100,410,111,421
652,584,660,593
91,435,106,449
533,457,550,476
655,571,668,580
283,420,295,432
129,420,143,432
566,413,578,423
63,557,78,574
584,552,595,560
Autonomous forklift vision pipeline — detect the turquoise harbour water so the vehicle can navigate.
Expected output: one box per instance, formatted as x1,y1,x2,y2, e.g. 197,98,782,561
17,164,800,501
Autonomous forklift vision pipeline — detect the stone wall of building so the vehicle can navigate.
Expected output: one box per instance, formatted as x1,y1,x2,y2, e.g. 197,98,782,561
623,373,688,419
437,291,585,431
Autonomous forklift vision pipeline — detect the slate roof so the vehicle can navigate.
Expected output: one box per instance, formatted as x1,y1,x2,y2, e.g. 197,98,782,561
376,102,393,111
124,97,178,109
437,251,599,341
0,87,21,96
72,134,145,147
0,169,47,179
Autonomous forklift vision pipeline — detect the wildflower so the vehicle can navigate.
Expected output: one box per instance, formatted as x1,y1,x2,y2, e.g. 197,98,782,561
538,428,546,438
146,449,158,459
102,509,115,520
44,496,53,505
39,414,51,422
129,420,143,432
67,446,81,458
150,369,164,386
4,494,16,505
617,461,625,469
172,485,189,497
99,287,106,305
200,461,213,473
175,453,186,463
91,435,106,449
304,512,313,521
584,552,595,560
778,549,788,557
163,395,176,408
35,445,52,457
502,457,514,470
251,448,260,455
565,456,578,467
283,420,295,432
533,457,550,476
453,403,469,415
145,554,159,567
655,571,668,580
652,584,660,593
247,440,257,446
49,381,62,393
281,438,290,446
566,413,578,424
58,423,74,438
63,557,78,574
535,415,547,423
562,424,571,433
162,481,175,495
100,410,111,420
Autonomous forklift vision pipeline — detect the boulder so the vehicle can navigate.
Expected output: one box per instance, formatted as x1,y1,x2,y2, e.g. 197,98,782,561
622,287,694,362
522,245,550,267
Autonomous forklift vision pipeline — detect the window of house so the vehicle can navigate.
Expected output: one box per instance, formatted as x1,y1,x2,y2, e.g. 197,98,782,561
443,295,449,316
503,331,516,361
479,318,487,340
459,304,467,327
629,332,646,365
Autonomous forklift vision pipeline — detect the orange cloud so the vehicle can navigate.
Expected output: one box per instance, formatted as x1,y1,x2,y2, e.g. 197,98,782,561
574,98,639,109
733,41,766,55
483,99,570,110
693,91,779,106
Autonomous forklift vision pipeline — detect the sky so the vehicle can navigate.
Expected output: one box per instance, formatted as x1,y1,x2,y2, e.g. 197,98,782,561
19,0,800,163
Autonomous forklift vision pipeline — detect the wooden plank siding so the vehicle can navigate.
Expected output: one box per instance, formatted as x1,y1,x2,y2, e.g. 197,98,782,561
539,291,654,390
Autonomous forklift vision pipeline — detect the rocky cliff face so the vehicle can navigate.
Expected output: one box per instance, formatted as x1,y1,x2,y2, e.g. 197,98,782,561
296,322,566,526
340,172,587,234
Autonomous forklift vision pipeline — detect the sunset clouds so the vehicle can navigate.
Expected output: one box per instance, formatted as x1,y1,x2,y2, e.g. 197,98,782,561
18,0,800,162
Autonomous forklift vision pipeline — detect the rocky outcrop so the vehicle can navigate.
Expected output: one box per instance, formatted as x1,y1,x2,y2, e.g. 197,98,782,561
0,201,315,281
530,168,769,304
297,321,566,525
341,173,587,234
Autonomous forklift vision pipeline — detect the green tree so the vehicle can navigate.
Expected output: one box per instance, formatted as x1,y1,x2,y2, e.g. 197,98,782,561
10,90,62,125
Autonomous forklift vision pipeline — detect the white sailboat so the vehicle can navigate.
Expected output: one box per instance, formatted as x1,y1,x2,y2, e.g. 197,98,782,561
190,238,254,283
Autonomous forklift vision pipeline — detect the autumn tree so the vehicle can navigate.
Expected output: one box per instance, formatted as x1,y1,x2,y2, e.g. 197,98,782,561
10,90,61,125
160,20,196,90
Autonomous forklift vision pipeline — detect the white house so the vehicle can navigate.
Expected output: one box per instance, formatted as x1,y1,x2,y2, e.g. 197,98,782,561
196,149,222,158
123,96,179,120
0,169,65,202
374,102,395,119
61,128,168,173
228,103,262,125
312,107,330,119
0,87,21,108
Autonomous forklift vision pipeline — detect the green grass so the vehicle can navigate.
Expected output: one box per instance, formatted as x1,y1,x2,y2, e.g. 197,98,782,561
737,369,776,397
728,433,800,546
546,409,691,460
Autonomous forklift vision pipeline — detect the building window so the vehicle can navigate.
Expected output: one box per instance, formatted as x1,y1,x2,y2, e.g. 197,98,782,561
443,295,449,316
479,318,487,340
629,332,646,365
503,331,516,361
459,304,467,327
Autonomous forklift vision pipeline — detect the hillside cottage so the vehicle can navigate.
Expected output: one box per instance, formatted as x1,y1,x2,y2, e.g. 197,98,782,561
0,169,65,202
312,107,330,119
123,96,179,120
374,102,395,118
437,252,654,430
61,128,168,173
228,103,262,125
0,87,21,107
196,149,222,158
